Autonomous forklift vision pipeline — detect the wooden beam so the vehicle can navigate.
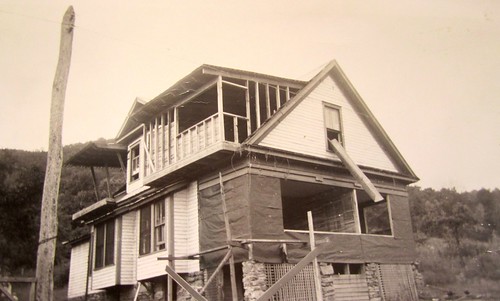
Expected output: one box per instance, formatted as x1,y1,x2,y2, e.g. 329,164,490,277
166,195,174,301
222,79,248,90
199,249,232,294
328,139,383,202
255,82,261,127
275,85,280,109
307,211,323,301
0,286,16,301
202,67,305,89
105,164,111,199
116,152,126,173
164,265,208,301
257,244,327,301
219,172,238,301
217,76,225,142
90,166,100,202
36,7,74,301
245,80,251,136
265,83,271,119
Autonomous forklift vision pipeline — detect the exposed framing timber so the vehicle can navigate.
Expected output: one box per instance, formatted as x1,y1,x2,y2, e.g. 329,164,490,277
199,249,232,294
245,80,251,135
307,211,323,301
222,79,248,90
328,139,383,202
164,265,208,301
176,78,218,108
90,166,100,201
202,67,305,89
217,76,225,142
265,83,271,119
255,82,261,127
219,172,238,301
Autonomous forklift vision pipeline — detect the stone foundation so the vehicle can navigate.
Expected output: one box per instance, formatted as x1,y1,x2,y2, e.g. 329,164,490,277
242,261,267,301
177,271,204,301
365,263,382,301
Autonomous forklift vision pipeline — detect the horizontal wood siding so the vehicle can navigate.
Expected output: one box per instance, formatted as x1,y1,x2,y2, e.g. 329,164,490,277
120,211,137,284
92,265,116,289
67,242,89,298
332,274,370,301
136,249,169,280
260,74,399,173
136,183,200,280
174,189,190,269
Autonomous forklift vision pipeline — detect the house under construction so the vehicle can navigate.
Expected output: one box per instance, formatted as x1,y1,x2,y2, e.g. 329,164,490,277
66,60,420,301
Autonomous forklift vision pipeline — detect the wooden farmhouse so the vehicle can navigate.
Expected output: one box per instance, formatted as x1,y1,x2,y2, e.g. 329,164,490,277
66,60,420,301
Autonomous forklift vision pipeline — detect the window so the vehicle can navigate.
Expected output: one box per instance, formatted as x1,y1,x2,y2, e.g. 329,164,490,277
281,180,392,236
139,206,151,255
332,263,363,275
154,200,166,251
94,220,115,269
357,191,392,235
281,180,357,233
139,199,166,255
324,105,342,150
129,143,140,182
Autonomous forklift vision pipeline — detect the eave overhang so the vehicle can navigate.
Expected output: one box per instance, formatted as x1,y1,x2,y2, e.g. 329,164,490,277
72,197,116,224
65,142,127,168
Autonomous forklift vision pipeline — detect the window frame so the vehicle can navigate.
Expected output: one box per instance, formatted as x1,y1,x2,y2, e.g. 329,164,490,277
128,140,141,183
323,103,344,151
139,198,167,256
94,220,115,270
357,194,393,236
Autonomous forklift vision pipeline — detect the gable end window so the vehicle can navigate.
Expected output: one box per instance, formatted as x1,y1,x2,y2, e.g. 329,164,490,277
94,220,115,269
323,105,343,150
129,143,141,182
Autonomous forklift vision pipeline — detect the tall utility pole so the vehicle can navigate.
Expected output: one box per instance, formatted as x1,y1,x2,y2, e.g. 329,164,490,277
35,6,74,301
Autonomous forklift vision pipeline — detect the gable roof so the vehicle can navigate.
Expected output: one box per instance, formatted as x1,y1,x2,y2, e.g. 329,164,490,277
245,60,418,180
115,97,147,141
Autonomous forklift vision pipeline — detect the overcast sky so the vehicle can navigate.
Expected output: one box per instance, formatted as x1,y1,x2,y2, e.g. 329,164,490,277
1,0,499,191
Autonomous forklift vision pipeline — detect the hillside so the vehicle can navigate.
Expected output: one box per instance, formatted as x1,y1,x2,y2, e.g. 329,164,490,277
0,146,499,297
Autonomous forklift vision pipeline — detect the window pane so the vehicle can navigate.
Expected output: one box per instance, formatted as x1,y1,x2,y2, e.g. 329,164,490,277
363,201,391,235
324,107,340,131
95,224,105,269
140,206,151,255
154,200,166,251
105,220,115,266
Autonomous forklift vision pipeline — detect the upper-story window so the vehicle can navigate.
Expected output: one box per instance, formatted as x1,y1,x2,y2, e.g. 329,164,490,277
94,220,115,269
130,143,141,182
323,104,343,151
139,198,167,255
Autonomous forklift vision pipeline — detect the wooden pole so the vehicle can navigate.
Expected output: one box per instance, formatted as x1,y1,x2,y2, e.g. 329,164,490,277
35,6,74,301
219,172,238,301
307,211,323,301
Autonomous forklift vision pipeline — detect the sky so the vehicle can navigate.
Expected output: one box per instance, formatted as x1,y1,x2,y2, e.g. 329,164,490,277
1,0,499,191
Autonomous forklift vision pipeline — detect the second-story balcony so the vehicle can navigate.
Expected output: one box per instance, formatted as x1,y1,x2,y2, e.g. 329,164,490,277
117,65,306,189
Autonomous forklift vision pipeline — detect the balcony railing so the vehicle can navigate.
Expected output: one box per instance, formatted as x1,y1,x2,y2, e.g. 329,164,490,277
142,112,249,178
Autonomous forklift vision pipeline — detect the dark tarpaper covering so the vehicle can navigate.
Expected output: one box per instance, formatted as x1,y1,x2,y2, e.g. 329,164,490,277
199,174,416,267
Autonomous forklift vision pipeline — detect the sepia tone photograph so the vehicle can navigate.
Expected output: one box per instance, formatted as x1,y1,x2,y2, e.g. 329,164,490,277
1,1,499,300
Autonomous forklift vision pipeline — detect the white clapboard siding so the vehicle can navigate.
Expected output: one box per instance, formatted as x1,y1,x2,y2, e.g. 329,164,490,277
120,211,137,284
68,241,96,298
136,249,169,280
136,182,200,280
260,74,399,173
